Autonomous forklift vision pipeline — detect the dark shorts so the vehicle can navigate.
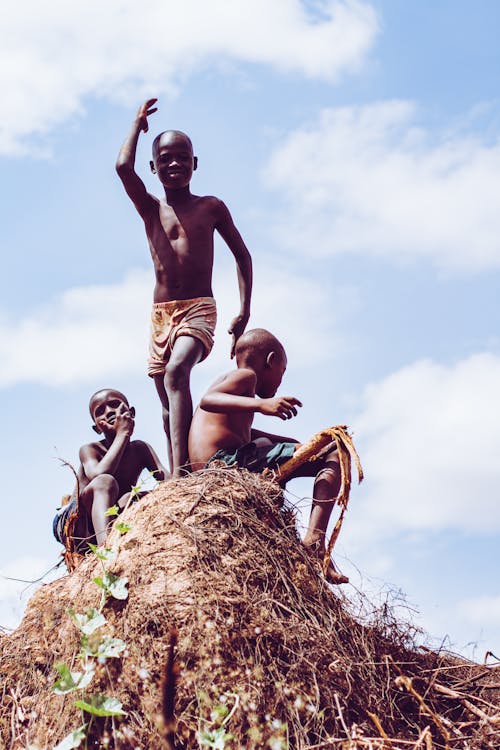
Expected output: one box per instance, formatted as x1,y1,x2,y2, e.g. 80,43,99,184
207,441,296,473
52,496,78,546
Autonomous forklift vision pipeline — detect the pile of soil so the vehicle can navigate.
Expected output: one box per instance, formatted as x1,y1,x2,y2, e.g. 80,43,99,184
1,468,498,749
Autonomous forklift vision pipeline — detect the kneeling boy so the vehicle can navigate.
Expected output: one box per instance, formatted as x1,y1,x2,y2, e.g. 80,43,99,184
188,329,348,584
53,388,167,553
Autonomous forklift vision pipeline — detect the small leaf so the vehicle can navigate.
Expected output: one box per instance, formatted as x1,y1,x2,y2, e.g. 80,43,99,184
115,521,132,534
97,637,127,659
108,575,128,600
53,663,95,695
88,543,118,562
74,694,126,717
104,505,119,517
69,608,106,635
211,704,229,721
199,727,233,749
53,725,87,750
93,572,128,600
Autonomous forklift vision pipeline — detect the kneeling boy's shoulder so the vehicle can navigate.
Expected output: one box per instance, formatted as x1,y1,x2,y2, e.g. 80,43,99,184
231,367,257,389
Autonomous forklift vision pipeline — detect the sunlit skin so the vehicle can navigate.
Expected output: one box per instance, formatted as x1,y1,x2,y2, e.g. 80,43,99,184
72,389,167,547
116,99,253,477
188,329,349,584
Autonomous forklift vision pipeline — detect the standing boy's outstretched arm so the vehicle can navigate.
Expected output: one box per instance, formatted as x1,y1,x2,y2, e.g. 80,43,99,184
214,202,253,357
116,98,158,215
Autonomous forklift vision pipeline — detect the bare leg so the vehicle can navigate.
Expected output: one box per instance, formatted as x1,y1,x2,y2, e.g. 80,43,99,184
79,474,119,547
163,335,204,478
154,375,174,473
289,450,349,584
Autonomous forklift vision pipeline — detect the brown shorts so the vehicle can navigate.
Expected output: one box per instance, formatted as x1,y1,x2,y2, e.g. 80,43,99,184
148,297,217,377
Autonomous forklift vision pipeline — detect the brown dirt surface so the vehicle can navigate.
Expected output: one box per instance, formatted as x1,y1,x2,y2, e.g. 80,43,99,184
1,468,499,749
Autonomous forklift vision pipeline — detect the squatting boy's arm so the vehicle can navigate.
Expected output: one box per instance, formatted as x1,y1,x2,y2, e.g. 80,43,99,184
137,441,169,482
116,98,158,216
80,412,134,481
214,201,253,357
201,369,301,420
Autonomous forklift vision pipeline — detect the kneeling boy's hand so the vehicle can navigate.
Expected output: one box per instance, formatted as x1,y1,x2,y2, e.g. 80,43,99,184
259,396,302,420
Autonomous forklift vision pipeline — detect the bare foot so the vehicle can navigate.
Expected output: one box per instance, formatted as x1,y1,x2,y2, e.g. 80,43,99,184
303,541,349,585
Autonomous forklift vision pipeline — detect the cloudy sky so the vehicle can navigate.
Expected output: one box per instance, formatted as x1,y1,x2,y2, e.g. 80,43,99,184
1,0,499,660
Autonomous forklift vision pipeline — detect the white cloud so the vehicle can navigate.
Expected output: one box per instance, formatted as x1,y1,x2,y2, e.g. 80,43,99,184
0,270,152,387
458,596,500,627
0,0,378,154
264,101,500,271
0,557,61,631
0,262,343,387
345,353,500,546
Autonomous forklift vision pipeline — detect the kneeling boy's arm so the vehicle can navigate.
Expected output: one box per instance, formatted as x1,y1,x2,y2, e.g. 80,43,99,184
200,370,258,414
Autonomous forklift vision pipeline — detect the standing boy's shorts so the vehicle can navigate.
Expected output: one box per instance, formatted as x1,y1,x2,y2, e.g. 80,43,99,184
207,441,296,473
148,297,217,377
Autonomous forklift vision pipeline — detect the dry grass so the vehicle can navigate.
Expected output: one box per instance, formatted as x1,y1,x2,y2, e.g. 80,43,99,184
0,469,498,749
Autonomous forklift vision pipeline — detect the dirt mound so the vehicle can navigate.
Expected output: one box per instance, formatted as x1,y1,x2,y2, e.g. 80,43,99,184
1,469,499,749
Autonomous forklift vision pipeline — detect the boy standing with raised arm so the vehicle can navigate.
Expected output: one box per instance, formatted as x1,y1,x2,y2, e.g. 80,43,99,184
116,99,253,476
188,329,349,584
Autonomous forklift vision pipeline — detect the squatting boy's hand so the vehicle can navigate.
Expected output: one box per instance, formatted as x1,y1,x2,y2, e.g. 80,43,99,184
136,98,158,133
115,403,135,437
228,313,249,358
259,396,302,420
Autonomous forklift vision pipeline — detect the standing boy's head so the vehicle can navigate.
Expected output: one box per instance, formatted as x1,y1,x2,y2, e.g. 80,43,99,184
150,130,197,189
235,328,287,398
88,388,135,435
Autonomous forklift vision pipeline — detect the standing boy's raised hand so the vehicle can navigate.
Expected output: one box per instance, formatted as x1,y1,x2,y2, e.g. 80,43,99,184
137,98,158,133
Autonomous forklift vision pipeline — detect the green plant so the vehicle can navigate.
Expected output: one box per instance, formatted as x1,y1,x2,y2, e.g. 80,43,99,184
52,523,131,747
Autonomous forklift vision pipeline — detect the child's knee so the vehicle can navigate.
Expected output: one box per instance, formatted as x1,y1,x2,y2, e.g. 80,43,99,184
90,474,119,498
314,466,340,492
164,359,190,391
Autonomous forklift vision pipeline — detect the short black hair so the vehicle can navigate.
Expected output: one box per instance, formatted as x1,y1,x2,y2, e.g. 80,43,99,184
151,130,193,159
235,328,286,362
88,388,129,417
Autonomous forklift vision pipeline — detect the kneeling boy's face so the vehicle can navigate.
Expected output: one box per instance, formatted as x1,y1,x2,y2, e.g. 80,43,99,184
90,390,134,435
257,350,287,399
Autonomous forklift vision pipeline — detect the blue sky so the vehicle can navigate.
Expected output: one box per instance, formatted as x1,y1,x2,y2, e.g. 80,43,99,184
1,0,499,660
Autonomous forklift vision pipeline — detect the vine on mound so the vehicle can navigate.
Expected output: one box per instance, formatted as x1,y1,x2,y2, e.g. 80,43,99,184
0,469,499,749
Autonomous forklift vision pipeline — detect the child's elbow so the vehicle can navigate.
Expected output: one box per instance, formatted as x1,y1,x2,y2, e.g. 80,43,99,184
200,395,217,412
115,159,128,176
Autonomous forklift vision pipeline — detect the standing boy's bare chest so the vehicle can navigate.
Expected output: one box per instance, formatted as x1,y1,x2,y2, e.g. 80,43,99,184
150,200,215,252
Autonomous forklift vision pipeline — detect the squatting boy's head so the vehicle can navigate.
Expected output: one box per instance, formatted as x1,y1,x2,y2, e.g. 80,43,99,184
235,329,287,398
88,389,134,434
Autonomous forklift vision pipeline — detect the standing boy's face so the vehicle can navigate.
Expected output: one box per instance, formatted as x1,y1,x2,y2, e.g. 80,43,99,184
150,131,197,189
